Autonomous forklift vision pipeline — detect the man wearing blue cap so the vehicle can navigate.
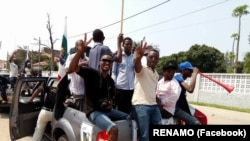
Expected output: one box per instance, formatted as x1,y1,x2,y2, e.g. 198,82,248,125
174,61,201,125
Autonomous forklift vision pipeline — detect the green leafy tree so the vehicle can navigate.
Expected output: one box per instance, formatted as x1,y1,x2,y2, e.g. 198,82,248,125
232,4,249,73
186,44,226,73
243,52,250,73
156,54,179,75
236,61,244,73
157,44,227,73
32,52,51,71
225,51,233,73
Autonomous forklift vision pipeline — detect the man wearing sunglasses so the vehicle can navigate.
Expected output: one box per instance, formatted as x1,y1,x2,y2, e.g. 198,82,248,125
68,36,130,141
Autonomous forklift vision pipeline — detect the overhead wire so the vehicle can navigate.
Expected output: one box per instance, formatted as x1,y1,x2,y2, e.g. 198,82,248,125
104,0,229,40
68,0,171,39
117,0,230,37
66,0,229,40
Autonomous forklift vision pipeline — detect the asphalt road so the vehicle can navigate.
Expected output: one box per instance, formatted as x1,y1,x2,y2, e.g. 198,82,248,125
1,104,250,141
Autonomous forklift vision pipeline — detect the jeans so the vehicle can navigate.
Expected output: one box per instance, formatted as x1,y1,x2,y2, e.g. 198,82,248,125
132,105,162,141
174,107,201,125
0,85,8,101
10,77,17,89
89,109,130,133
115,89,134,114
32,109,53,141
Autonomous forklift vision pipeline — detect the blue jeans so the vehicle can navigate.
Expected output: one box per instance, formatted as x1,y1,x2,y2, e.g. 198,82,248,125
132,105,162,141
89,109,130,133
10,77,17,89
175,107,201,125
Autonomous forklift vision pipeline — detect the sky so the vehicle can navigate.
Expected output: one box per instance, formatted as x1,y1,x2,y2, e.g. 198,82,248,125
0,0,249,61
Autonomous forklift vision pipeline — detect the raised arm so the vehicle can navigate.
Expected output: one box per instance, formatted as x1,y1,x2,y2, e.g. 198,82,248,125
133,39,147,73
114,33,123,63
111,61,117,83
68,33,91,73
181,67,199,93
9,50,17,63
28,86,44,102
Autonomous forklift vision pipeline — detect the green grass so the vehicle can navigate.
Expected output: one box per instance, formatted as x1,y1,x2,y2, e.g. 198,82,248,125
189,101,250,114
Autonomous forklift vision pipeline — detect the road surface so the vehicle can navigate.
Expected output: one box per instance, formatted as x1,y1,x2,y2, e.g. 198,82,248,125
1,105,250,141
192,104,250,125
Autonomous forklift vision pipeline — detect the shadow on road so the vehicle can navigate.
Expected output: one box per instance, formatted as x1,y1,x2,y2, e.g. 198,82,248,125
0,107,10,119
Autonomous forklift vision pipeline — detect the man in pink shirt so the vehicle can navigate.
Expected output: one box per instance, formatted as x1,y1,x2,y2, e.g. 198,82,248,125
156,62,181,120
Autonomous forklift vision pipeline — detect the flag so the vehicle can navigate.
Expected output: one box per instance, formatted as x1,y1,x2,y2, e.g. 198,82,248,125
61,17,68,59
57,57,66,81
57,17,68,81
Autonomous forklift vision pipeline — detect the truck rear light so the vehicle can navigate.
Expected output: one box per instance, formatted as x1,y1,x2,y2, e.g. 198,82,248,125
179,120,185,125
193,108,207,125
96,131,109,141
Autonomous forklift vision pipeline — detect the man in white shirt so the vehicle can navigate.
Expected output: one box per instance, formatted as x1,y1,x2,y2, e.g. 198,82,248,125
156,62,181,121
8,50,19,89
64,40,89,110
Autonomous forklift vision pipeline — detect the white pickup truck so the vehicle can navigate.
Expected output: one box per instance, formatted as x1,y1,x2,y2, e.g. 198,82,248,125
9,76,138,141
9,76,206,141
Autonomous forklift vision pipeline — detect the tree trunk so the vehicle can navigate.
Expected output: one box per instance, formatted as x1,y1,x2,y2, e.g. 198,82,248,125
50,35,55,71
231,38,235,66
234,16,241,73
46,13,55,71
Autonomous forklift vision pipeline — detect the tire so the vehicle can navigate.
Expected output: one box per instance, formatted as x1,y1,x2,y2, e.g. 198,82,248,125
58,135,69,141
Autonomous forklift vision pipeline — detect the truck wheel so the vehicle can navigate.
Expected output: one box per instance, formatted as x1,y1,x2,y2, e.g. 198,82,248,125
58,135,68,141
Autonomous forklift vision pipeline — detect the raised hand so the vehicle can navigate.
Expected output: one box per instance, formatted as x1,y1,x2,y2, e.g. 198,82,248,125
193,67,199,74
134,37,147,59
117,33,123,45
78,33,92,52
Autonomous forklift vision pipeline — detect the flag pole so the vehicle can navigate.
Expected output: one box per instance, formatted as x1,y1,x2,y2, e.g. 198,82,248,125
120,0,124,33
57,16,68,81
64,16,68,58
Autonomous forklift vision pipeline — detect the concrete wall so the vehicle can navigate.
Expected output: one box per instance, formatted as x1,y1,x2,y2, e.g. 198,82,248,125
186,73,250,109
42,71,58,77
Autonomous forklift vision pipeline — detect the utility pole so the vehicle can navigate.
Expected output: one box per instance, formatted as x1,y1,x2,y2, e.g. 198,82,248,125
38,37,41,69
7,52,9,70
